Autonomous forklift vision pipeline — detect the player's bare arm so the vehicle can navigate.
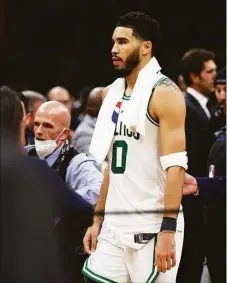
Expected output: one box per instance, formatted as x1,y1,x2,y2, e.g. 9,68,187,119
150,78,186,273
93,86,110,224
83,164,110,254
83,87,110,255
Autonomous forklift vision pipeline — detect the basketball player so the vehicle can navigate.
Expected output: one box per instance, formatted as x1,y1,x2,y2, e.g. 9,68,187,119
83,12,186,283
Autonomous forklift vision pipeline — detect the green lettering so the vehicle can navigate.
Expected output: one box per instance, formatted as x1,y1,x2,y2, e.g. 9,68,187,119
111,140,128,174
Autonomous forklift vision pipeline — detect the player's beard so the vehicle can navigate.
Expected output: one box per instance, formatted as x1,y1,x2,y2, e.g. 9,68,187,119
114,47,140,78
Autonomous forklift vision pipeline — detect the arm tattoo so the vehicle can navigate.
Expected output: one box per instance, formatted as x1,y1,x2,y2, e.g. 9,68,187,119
157,78,181,93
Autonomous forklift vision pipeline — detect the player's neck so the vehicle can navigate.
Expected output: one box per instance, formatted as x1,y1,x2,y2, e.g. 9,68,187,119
126,57,150,89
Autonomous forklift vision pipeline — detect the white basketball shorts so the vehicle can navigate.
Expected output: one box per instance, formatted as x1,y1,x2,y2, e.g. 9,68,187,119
82,213,184,283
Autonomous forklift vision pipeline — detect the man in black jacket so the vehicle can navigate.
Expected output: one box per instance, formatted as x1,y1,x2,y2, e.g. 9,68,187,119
177,49,217,283
182,126,226,283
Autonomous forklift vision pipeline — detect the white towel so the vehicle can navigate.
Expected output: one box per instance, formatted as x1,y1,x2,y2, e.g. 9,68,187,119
89,57,162,164
89,78,125,164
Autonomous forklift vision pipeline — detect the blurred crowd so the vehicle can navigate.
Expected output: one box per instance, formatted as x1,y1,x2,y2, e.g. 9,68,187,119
1,47,226,283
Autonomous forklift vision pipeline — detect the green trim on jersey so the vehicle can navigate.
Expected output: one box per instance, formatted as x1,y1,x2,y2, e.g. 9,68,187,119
146,113,159,127
82,259,118,283
146,234,159,283
122,75,170,126
151,272,159,283
146,76,168,127
123,93,131,100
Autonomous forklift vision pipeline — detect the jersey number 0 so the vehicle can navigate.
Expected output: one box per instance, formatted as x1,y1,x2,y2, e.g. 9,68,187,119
111,140,128,174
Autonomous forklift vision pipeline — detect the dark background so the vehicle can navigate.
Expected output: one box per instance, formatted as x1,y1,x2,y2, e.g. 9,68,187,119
1,0,226,97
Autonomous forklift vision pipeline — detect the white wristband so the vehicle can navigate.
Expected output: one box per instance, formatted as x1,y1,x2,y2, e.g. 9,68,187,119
160,151,188,171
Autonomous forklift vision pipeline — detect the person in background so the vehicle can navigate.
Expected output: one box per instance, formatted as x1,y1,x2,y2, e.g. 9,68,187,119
72,87,103,154
0,86,93,283
26,100,102,206
1,86,28,153
48,86,73,113
72,86,95,129
47,86,79,131
183,172,226,204
183,124,226,283
177,48,217,283
177,74,187,94
180,48,216,176
22,90,46,145
209,67,226,139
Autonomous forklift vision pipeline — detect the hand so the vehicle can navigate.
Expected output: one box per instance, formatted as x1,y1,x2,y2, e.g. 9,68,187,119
182,173,198,195
155,232,176,273
83,221,101,255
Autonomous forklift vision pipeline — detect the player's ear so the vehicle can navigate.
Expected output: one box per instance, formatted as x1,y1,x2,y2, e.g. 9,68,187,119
141,41,152,56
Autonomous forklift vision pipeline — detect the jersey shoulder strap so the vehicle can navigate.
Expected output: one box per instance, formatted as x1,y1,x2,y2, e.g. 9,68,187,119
146,73,169,126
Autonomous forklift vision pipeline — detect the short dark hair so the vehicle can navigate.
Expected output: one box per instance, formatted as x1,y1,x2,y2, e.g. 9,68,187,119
215,67,226,85
180,48,216,86
22,90,46,113
116,11,161,56
0,86,24,142
79,85,95,112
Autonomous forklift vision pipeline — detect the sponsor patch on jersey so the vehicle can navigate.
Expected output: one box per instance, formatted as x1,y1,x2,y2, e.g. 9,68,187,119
112,101,122,124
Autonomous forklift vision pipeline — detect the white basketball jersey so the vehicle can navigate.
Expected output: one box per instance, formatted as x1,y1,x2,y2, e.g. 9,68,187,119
104,76,169,248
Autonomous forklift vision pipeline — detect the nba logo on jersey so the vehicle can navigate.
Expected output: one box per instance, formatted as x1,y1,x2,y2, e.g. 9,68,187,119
112,101,122,124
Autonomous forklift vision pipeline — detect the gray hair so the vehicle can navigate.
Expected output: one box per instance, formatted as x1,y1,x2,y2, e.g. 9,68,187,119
22,90,46,113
